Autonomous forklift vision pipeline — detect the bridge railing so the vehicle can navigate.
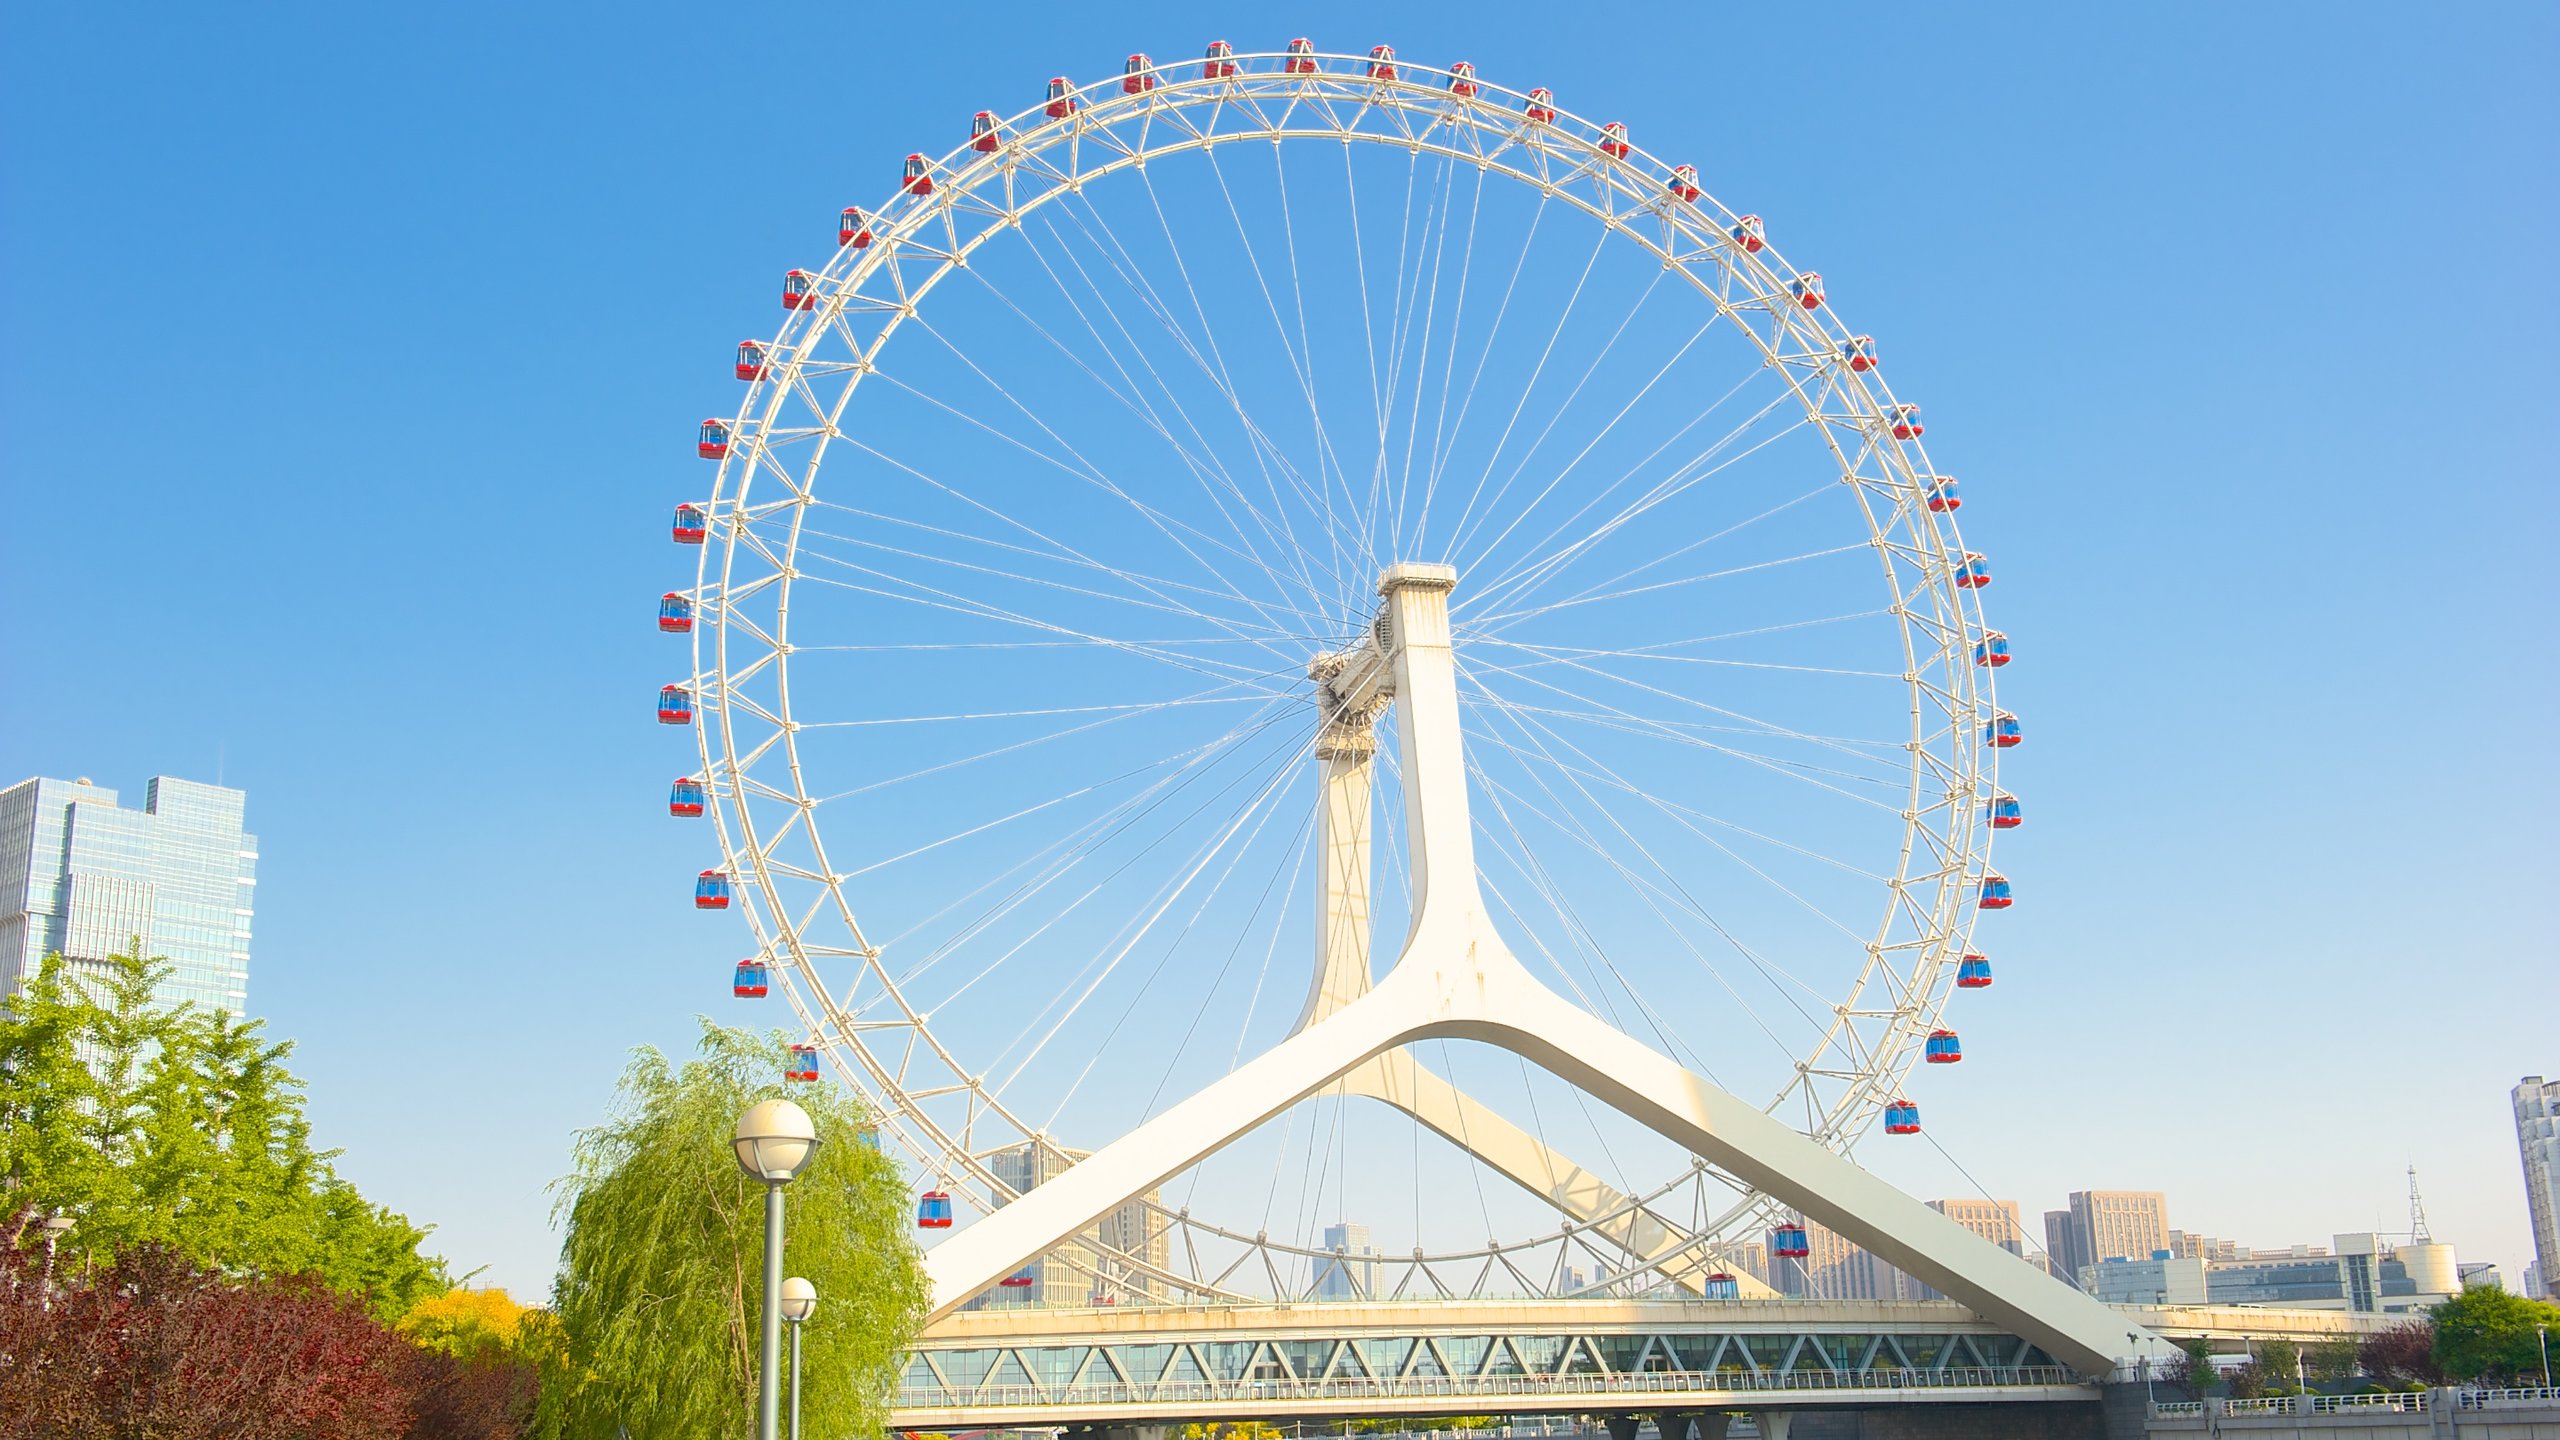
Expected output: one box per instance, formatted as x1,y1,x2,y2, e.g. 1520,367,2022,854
899,1365,2082,1412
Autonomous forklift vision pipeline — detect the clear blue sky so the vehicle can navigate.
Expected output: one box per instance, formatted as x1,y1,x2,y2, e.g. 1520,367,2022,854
4,2,2553,1297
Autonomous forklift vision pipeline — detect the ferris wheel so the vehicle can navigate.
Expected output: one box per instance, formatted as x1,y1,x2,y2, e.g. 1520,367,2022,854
658,41,2022,1308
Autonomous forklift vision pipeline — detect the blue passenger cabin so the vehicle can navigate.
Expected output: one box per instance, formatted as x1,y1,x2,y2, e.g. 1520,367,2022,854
694,869,733,910
672,503,709,545
1702,1273,1740,1299
1884,1100,1922,1134
1985,711,2022,748
1926,475,1960,512
1956,954,1993,989
917,1190,955,1228
698,418,731,459
1987,793,2022,830
670,777,707,817
658,685,694,725
733,958,769,997
659,592,694,634
1978,872,2013,909
784,1044,820,1081
1771,1223,1810,1258
1974,631,2010,667
1924,1029,1963,1064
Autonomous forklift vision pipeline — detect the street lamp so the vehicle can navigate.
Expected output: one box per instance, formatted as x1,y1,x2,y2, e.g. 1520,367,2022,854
735,1099,821,1440
2538,1323,2550,1390
2130,1332,2153,1406
781,1277,818,1440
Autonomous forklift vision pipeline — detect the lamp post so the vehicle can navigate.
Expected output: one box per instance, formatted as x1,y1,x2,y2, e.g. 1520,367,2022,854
780,1277,818,1440
734,1099,821,1440
2130,1332,2154,1406
38,1213,74,1308
2538,1323,2550,1390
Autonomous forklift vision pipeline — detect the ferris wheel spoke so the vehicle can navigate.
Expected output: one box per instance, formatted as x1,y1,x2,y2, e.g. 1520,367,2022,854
1458,376,1806,622
1411,188,1551,557
1470,688,1883,953
1200,141,1390,609
1456,647,1909,798
1443,267,1674,569
1271,138,1384,613
870,290,1331,645
873,702,1305,1002
1020,205,1329,620
1386,155,1476,559
1466,708,1829,1057
980,722,1316,1097
1438,222,1615,558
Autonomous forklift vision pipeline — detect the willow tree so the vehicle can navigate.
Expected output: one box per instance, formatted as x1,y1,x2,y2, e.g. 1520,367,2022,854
541,1022,926,1440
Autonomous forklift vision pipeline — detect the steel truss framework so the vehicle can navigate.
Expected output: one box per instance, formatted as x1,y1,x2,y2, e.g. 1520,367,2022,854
684,48,2028,1325
896,1318,2073,1426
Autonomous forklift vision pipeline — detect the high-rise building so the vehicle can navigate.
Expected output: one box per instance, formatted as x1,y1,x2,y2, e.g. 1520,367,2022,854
2517,1076,2560,1299
2068,1190,2170,1267
0,776,256,1016
1313,1220,1380,1299
2043,1210,2086,1291
1780,1219,1916,1301
972,1141,1168,1307
1911,1199,2029,1301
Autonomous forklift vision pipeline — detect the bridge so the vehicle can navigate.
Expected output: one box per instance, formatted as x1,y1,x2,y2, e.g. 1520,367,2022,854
892,1297,2398,1435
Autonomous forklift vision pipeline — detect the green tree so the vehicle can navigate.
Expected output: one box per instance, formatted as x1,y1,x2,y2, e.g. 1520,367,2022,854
2308,1335,2361,1383
2431,1285,2560,1384
0,945,446,1320
2258,1338,2303,1391
540,1022,927,1440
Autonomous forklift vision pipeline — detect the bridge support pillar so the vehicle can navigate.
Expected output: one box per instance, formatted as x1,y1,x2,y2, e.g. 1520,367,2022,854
1606,1415,1643,1440
1666,1413,1727,1440
1750,1415,1791,1440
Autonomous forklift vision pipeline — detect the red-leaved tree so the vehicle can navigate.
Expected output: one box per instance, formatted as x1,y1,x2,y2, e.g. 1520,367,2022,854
0,1215,530,1440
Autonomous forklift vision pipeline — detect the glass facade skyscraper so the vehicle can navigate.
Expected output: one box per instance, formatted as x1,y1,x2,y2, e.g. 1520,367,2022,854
0,775,257,1016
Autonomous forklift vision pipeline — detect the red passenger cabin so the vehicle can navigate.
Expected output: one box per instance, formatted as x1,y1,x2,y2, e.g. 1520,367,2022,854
1730,214,1765,252
658,592,694,633
1285,39,1318,74
1985,710,2022,748
970,111,1000,153
1046,77,1080,117
784,1044,820,1081
1974,631,2011,667
736,339,770,381
1925,475,1960,512
672,504,708,545
1886,403,1924,440
1447,61,1478,97
733,958,769,998
902,154,933,195
1791,273,1825,310
698,419,732,459
839,207,874,248
999,1272,1035,1289
669,777,707,817
1523,88,1557,122
1598,122,1631,158
1366,45,1398,81
1122,54,1156,93
783,269,819,310
1842,335,1877,372
1202,41,1237,79
1955,551,1990,588
1667,165,1701,202
657,685,694,725
694,869,733,909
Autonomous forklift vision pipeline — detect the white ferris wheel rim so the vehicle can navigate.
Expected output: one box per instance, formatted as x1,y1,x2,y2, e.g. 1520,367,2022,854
681,46,2004,1290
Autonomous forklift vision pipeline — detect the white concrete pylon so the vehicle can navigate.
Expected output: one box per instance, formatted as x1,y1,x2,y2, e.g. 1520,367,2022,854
922,565,2146,1376
1301,588,1770,1299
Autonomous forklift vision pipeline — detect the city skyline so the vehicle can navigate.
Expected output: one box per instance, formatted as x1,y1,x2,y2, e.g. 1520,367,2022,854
3,1,2551,1298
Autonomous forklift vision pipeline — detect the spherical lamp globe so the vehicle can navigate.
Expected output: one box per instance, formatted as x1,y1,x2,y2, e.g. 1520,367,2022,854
733,1098,821,1183
780,1276,819,1324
